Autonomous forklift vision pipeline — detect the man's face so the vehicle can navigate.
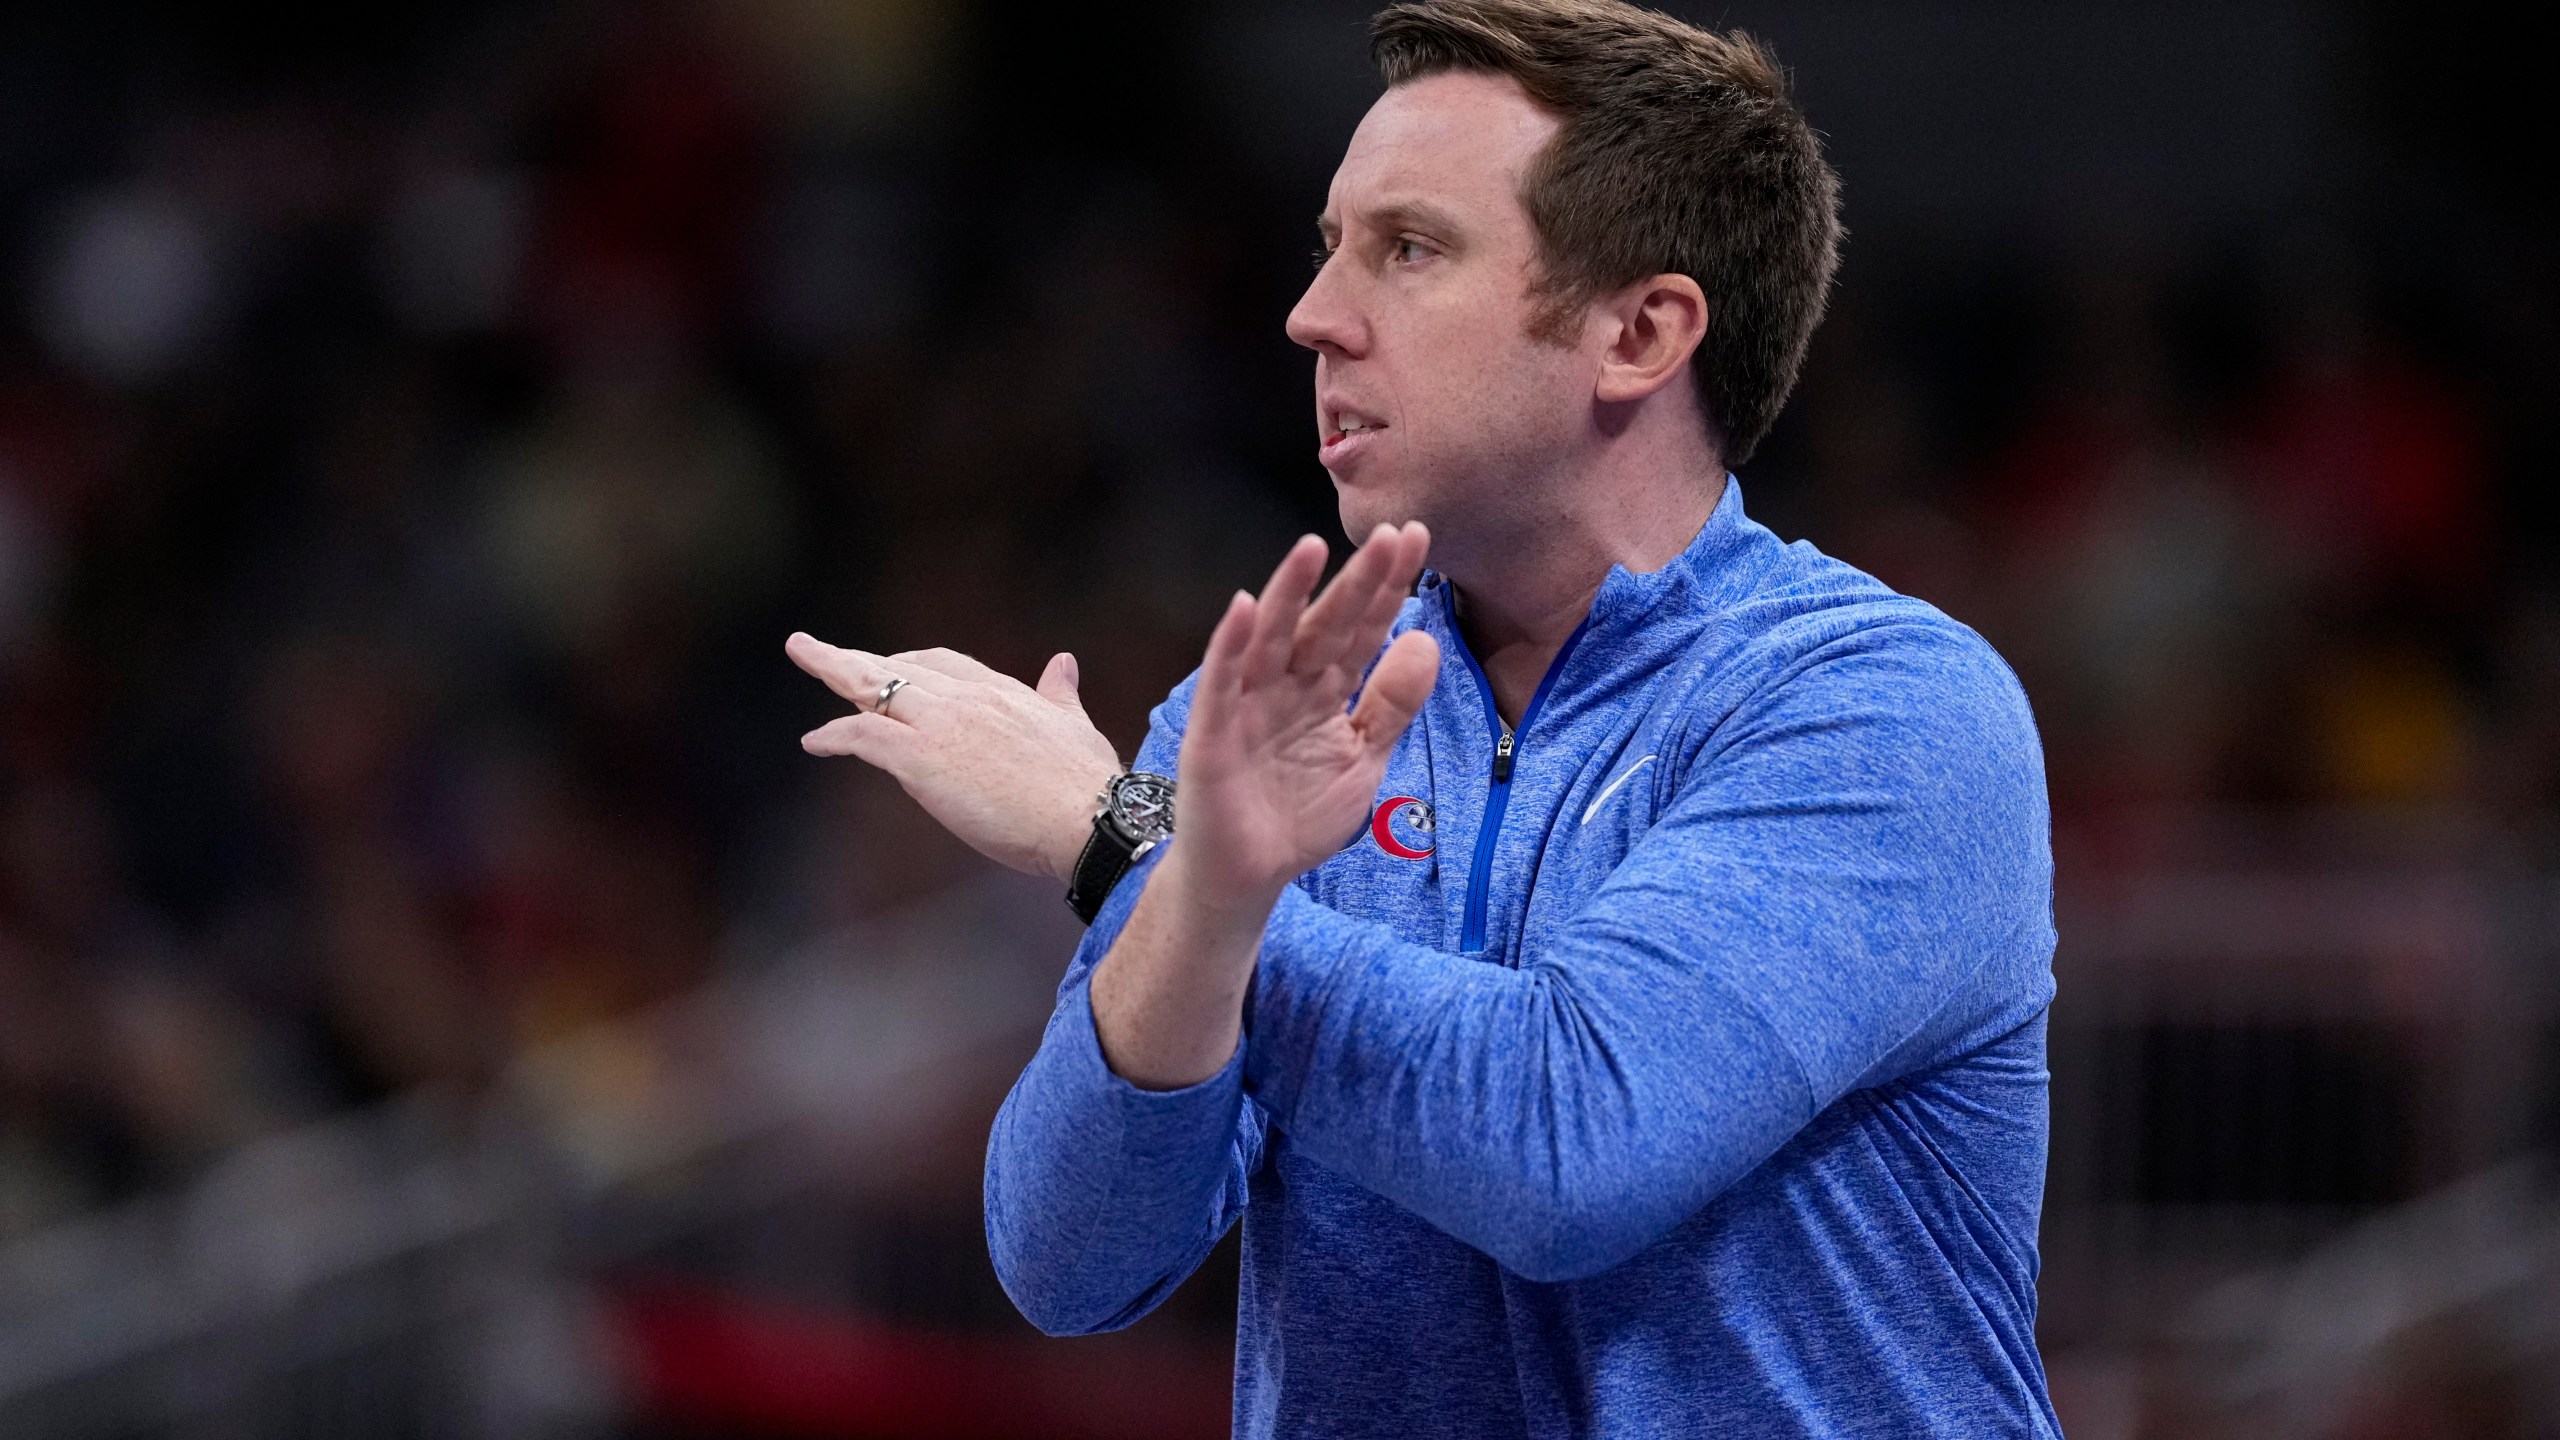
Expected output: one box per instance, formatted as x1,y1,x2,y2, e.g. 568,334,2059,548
1288,71,1590,567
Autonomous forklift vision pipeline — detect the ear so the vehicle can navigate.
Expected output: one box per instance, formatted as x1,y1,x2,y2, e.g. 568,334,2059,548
1593,273,1708,405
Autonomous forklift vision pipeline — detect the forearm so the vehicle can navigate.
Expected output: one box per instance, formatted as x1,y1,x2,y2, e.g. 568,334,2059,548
1240,887,1815,1280
985,978,1252,1333
985,850,1259,1334
1072,812,1800,1274
1088,844,1278,1090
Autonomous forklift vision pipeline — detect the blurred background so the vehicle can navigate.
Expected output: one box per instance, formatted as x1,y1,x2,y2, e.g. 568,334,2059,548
0,1,2552,1436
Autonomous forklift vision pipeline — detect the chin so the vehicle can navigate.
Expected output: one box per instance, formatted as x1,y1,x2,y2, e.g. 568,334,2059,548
1329,447,1435,532
1332,479,1413,545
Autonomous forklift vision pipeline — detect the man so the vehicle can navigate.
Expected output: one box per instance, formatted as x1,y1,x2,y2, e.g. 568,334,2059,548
786,1,2059,1434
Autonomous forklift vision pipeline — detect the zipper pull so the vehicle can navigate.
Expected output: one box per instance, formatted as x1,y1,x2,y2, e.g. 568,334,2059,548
1493,729,1515,784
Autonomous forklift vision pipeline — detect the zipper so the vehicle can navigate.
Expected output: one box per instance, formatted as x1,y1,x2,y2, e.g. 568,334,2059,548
1452,598,1590,954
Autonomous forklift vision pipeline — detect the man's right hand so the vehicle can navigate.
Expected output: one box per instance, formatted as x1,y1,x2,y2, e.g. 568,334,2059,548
787,637,1123,884
1087,522,1436,1090
1164,523,1437,915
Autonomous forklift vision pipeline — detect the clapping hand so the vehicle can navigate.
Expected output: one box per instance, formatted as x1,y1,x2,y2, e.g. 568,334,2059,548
784,637,1122,884
783,520,1434,928
789,523,1436,1088
1168,521,1439,919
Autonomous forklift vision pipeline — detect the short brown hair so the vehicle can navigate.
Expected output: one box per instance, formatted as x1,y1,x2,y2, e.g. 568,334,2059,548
1371,0,1841,465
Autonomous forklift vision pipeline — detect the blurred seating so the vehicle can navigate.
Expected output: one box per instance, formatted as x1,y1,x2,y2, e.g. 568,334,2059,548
0,2,2551,1436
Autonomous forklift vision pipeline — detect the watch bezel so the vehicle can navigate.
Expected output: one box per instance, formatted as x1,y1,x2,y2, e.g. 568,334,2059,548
1102,770,1176,845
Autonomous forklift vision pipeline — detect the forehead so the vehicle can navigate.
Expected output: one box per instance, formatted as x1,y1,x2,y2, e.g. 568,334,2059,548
1326,70,1558,230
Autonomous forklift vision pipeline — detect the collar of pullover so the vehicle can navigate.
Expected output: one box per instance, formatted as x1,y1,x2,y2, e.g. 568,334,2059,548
1416,474,1768,692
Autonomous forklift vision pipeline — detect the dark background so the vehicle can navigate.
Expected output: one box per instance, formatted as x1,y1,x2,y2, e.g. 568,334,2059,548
2,2,2555,1436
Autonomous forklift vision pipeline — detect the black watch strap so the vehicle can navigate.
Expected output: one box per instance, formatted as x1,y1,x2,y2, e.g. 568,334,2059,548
1066,813,1144,924
1065,771,1174,924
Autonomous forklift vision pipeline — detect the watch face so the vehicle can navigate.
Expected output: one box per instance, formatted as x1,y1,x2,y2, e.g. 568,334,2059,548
1107,772,1176,843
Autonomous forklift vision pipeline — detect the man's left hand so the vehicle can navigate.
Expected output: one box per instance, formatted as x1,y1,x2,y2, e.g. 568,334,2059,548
787,637,1122,884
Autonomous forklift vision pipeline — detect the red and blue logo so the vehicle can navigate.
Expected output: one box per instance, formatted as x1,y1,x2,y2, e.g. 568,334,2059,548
1369,796,1436,860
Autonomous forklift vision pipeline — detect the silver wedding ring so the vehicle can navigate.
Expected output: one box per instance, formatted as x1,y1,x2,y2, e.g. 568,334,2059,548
874,676,910,715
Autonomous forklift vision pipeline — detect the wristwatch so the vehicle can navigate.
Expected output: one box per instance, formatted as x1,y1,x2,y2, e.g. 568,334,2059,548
1066,771,1176,923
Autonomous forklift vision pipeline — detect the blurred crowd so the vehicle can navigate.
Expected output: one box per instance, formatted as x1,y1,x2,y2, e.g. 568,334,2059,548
0,0,1317,1245
0,1,2553,1436
1786,240,2527,830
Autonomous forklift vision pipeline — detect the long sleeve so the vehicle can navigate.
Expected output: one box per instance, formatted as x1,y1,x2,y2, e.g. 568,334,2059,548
982,684,1261,1335
1239,625,2054,1283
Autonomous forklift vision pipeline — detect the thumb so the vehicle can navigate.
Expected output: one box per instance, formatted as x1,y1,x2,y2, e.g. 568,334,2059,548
1036,651,1084,708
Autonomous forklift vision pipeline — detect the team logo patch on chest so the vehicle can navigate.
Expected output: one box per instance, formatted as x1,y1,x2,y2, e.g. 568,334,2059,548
1369,796,1436,859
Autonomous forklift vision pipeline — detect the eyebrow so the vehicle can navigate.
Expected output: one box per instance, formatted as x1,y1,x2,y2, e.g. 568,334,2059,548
1315,197,1469,248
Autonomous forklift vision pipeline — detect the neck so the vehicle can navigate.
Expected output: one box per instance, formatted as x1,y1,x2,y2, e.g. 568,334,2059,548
1441,411,1724,727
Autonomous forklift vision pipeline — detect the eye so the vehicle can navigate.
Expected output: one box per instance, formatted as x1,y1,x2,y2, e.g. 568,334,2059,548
1390,236,1432,265
1311,245,1334,272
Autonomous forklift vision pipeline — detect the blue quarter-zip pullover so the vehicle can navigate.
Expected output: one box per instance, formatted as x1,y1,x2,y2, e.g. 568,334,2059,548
985,480,2061,1438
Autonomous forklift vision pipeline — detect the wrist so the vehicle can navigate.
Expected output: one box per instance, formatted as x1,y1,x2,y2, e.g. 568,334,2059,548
1087,839,1272,1090
1048,762,1123,885
1154,842,1286,942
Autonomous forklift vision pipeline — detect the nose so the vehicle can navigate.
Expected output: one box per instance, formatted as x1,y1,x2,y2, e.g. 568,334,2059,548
1286,253,1367,357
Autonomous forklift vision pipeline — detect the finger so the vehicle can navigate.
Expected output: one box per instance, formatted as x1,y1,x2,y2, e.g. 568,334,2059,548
1351,522,1432,647
1242,535,1329,690
1191,589,1257,740
1035,651,1084,709
800,711,923,765
788,632,904,701
787,633,930,702
1297,521,1426,684
1291,522,1401,675
1334,522,1431,668
1348,628,1440,751
889,646,1005,688
785,633,947,723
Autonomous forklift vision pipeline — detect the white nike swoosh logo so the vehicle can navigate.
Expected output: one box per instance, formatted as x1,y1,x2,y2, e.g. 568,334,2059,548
1580,755,1657,825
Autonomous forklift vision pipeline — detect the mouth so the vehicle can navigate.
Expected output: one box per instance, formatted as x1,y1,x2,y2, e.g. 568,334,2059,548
1321,407,1386,457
